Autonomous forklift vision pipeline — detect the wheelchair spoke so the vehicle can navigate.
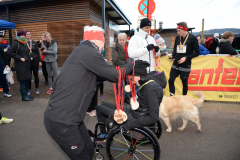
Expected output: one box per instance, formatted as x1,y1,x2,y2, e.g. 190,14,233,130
113,150,129,159
113,138,129,146
135,149,152,160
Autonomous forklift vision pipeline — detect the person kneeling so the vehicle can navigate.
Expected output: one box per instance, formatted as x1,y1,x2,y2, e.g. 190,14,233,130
96,60,167,137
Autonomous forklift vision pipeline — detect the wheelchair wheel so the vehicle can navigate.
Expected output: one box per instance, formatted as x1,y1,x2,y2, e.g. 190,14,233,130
123,120,162,145
106,127,160,160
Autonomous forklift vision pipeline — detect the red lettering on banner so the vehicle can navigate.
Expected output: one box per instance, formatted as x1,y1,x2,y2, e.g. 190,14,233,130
199,69,214,84
236,70,240,85
221,68,238,84
214,59,223,84
188,70,201,84
188,58,240,91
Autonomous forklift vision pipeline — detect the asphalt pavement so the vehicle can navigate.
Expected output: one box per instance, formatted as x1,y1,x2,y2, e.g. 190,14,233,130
0,97,240,160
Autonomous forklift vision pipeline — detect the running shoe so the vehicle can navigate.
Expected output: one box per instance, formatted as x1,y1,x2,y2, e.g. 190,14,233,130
100,94,105,102
4,93,12,98
35,88,40,95
28,89,32,96
0,117,13,124
46,88,53,95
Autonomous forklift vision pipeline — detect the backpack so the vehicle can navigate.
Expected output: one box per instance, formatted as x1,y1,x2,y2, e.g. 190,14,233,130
205,37,213,49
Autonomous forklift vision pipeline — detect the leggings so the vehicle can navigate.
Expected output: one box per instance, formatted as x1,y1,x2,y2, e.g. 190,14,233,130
87,85,98,112
168,68,190,95
46,61,58,88
28,61,39,89
98,82,103,94
41,61,48,82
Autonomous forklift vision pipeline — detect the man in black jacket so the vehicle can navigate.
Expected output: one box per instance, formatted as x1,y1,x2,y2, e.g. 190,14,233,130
169,22,199,96
44,26,133,160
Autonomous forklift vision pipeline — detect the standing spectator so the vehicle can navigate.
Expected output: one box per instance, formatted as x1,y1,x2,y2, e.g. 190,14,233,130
169,22,199,96
205,33,219,54
42,32,58,95
111,33,130,104
26,30,42,95
128,18,160,73
8,30,33,101
0,112,13,124
37,34,49,86
127,29,135,40
0,44,12,97
0,34,11,66
155,35,168,56
44,25,133,160
219,31,239,55
196,35,210,55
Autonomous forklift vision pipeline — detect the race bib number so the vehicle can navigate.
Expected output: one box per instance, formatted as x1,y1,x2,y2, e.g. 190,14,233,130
177,45,187,53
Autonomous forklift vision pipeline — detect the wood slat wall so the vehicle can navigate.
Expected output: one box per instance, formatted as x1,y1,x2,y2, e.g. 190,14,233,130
47,19,91,66
7,0,89,24
89,0,108,27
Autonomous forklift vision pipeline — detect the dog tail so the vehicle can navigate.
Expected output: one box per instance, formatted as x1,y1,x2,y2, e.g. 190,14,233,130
193,91,205,108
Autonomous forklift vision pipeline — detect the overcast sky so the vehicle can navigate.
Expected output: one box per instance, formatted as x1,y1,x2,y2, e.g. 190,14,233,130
115,0,240,32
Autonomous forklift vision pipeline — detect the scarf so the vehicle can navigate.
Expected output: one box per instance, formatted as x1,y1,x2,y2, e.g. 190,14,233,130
124,42,129,60
16,36,27,44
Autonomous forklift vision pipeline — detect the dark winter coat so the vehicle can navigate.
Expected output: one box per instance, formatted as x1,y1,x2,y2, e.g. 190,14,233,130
111,38,128,67
172,33,199,70
0,45,7,66
122,71,167,131
8,39,32,81
219,39,238,55
207,37,219,54
26,40,41,62
44,40,133,125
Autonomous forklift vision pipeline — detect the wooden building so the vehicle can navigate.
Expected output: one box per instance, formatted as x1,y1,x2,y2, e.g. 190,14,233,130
0,0,131,66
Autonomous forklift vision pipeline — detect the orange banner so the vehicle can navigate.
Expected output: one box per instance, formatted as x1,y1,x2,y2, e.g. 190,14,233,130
157,55,240,102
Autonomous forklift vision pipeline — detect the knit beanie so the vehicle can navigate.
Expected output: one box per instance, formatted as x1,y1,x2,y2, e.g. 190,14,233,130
134,60,150,76
214,33,219,37
17,30,26,37
155,37,165,46
140,18,151,28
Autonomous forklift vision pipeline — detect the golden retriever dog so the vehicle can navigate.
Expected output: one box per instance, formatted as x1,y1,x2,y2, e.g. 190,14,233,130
159,92,205,132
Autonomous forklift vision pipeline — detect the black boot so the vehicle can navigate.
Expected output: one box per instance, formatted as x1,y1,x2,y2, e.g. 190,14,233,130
20,88,33,101
25,86,34,99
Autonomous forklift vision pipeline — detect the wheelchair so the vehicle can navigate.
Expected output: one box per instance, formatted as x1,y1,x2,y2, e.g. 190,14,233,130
88,119,162,160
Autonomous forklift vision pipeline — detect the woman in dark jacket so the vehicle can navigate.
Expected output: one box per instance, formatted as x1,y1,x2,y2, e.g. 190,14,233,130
8,30,33,101
0,45,12,98
26,30,42,95
219,31,238,55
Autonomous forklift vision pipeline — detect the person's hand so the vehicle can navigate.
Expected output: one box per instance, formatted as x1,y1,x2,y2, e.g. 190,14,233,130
31,57,33,60
127,58,134,63
114,110,128,124
39,62,42,66
146,44,154,51
104,59,108,62
20,58,25,62
166,52,169,55
43,49,47,53
40,40,42,43
169,56,175,61
4,48,8,52
178,57,186,64
5,65,9,69
154,46,159,52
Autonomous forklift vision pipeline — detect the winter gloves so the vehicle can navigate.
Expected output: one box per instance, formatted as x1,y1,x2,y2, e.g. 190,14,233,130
146,44,159,52
154,46,159,52
146,44,154,51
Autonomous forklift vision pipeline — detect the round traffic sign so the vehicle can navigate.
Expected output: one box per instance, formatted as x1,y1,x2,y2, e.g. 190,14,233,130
138,0,156,16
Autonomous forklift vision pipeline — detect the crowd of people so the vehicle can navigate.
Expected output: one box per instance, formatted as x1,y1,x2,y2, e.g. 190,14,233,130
0,17,239,159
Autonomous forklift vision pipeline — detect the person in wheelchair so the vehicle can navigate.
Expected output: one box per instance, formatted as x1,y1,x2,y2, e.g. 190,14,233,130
96,60,167,138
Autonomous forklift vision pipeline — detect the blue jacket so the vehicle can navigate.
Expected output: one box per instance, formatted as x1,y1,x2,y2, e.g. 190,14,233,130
199,45,210,55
